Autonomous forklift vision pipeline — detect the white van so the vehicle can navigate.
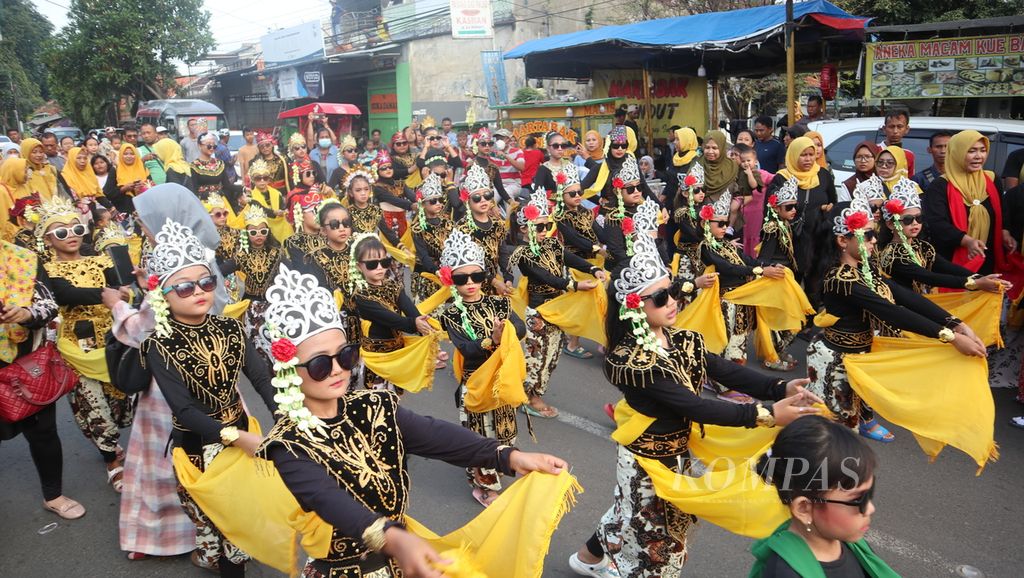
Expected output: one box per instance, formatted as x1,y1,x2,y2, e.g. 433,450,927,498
808,117,1024,199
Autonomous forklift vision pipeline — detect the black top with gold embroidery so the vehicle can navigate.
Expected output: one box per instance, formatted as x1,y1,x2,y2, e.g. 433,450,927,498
261,390,515,574
411,215,452,274
311,245,351,294
758,218,797,270
605,328,786,458
45,255,118,350
353,280,419,345
457,217,511,280
878,237,972,294
556,207,600,259
439,296,525,377
14,229,41,259
819,262,958,353
143,315,276,447
700,239,758,290
510,236,596,308
601,204,637,275
373,179,413,210
349,203,401,247
215,226,240,264
284,231,326,260
227,245,282,300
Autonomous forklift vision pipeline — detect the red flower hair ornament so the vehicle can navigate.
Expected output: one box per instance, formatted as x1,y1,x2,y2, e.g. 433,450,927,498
884,199,904,217
439,266,454,286
621,217,635,234
523,205,540,222
459,188,470,202
845,211,870,233
767,194,778,208
612,177,625,189
147,275,160,291
684,174,698,187
555,172,567,185
699,204,715,221
416,190,424,201
271,338,298,363
625,293,642,309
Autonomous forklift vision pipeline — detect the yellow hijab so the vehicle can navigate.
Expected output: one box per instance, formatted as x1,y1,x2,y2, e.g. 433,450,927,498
153,138,192,174
61,147,102,198
0,157,29,198
584,130,604,162
20,138,58,200
776,137,820,189
805,130,828,169
945,130,995,245
877,146,909,185
673,127,699,167
116,143,150,186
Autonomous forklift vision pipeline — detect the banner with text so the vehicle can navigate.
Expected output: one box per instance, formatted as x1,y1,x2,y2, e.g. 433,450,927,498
591,71,708,137
865,34,1024,99
450,0,493,39
481,50,508,107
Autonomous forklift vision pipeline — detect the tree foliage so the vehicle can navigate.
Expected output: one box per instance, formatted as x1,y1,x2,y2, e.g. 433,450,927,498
833,0,1024,27
45,0,215,127
0,0,53,126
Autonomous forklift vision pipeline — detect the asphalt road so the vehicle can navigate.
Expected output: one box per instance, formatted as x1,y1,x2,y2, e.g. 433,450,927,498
2,333,1023,578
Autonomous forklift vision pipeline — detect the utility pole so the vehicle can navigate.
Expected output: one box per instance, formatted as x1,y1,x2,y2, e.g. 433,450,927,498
785,0,796,125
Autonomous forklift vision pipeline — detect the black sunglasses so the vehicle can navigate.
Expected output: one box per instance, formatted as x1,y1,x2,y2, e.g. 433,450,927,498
452,271,487,285
778,204,797,212
549,142,571,149
301,170,316,177
610,143,628,150
361,257,394,270
343,148,357,154
423,198,442,206
162,275,217,298
900,215,924,225
394,141,408,146
531,222,552,233
324,219,352,230
470,192,495,203
47,223,88,240
711,220,729,227
812,480,875,515
619,184,639,193
845,230,878,241
640,286,675,308
564,189,582,198
297,343,360,381
247,228,270,237
428,136,442,141
477,140,494,147
203,144,216,150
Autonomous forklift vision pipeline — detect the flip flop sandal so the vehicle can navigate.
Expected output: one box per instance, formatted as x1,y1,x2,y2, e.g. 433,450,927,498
563,345,593,359
434,361,448,370
107,465,125,493
191,550,219,573
603,403,615,421
127,552,148,561
43,497,86,520
858,420,895,443
522,404,559,418
1010,416,1024,429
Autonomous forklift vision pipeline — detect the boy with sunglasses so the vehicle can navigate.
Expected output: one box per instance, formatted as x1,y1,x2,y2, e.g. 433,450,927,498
35,196,136,493
469,128,509,208
283,191,327,263
878,186,1009,295
410,174,454,302
204,192,241,264
758,178,804,372
513,190,605,419
458,163,512,296
806,200,985,442
326,135,365,193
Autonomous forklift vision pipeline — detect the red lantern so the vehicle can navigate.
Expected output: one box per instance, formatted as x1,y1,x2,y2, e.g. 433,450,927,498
820,64,838,101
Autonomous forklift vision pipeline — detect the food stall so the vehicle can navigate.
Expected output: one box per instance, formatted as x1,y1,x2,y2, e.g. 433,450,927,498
490,97,618,145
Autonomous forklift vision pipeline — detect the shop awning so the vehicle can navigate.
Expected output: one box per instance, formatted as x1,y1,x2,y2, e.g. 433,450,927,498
504,0,870,79
278,103,362,119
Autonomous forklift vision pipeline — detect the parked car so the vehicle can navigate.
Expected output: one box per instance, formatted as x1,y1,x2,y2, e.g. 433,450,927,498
44,126,85,144
808,117,1024,200
135,99,226,142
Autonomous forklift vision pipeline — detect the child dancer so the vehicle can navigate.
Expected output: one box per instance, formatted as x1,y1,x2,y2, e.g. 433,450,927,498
410,173,454,302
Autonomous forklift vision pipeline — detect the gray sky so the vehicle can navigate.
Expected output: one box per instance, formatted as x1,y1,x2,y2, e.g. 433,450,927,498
32,0,332,52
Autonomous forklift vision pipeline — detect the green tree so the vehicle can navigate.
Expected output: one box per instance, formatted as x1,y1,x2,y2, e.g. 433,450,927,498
45,0,215,127
833,0,1024,26
0,0,53,127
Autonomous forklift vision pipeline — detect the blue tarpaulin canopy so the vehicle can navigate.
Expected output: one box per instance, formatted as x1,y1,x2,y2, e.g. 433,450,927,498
504,0,870,79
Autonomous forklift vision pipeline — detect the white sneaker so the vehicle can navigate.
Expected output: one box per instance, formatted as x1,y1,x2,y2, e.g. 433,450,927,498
568,553,620,578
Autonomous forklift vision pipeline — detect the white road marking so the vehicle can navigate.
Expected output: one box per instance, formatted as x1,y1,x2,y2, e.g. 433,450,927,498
551,407,978,577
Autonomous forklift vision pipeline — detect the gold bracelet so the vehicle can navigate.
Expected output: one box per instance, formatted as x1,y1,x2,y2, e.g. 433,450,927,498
937,327,956,343
755,404,775,428
362,517,389,553
681,281,695,294
481,337,494,351
219,426,239,446
964,275,979,291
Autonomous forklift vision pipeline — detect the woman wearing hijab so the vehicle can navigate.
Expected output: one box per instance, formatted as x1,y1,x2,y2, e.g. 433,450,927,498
20,138,59,201
581,129,605,171
804,130,829,169
1,158,29,241
59,147,103,200
112,183,226,565
698,130,751,204
842,142,880,201
924,130,1016,276
111,143,151,215
764,136,836,306
151,138,193,190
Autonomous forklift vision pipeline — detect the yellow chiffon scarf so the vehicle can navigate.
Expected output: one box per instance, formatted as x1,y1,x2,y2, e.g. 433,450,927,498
723,269,814,363
673,267,728,354
584,127,638,199
382,226,416,268
452,319,528,413
250,187,292,242
945,130,996,246
535,279,608,347
776,137,820,190
844,336,998,473
174,416,582,577
21,138,58,199
61,147,102,198
611,400,789,538
360,318,445,393
921,289,1003,347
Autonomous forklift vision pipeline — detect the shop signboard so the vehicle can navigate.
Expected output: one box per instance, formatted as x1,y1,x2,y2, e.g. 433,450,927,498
370,93,399,116
591,70,708,136
512,121,578,146
865,34,1024,99
261,21,325,67
450,0,493,39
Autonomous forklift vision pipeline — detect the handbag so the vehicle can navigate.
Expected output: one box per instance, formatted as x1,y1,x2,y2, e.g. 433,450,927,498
0,342,78,423
104,330,152,395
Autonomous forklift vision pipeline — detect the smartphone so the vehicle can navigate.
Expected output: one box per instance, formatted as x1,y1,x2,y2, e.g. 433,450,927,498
106,244,136,287
74,319,97,352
